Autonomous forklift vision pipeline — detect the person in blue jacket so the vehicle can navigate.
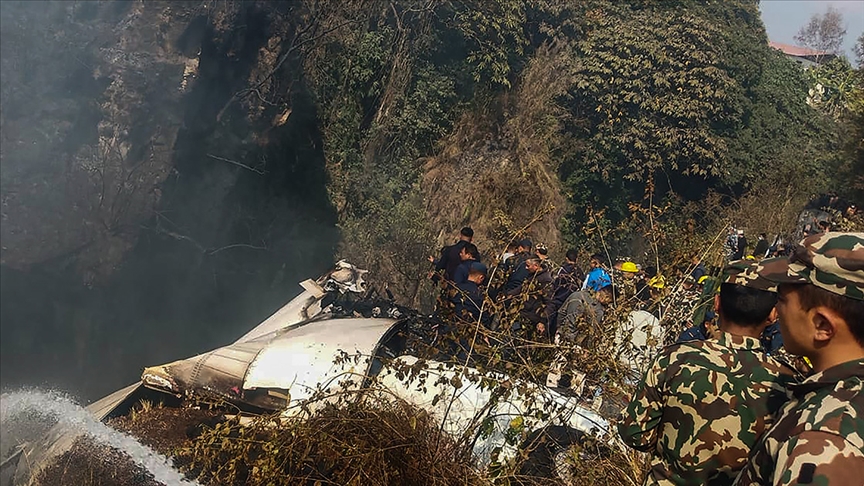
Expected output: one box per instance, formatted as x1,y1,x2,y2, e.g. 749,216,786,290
581,253,611,292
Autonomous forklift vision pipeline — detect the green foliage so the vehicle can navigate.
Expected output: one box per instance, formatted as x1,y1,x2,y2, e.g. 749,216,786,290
568,3,737,181
296,0,855,300
807,57,863,119
454,0,529,88
393,64,460,155
338,187,433,304
825,57,864,202
553,0,850,249
723,48,835,187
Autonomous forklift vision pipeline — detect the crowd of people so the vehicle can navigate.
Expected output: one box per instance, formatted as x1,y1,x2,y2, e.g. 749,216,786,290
427,225,863,485
620,231,864,485
428,228,666,342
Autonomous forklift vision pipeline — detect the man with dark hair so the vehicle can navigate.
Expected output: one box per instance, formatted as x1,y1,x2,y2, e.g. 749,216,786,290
726,226,739,261
620,260,798,486
500,241,519,264
430,227,474,282
733,229,747,260
534,243,554,272
452,243,480,285
547,284,615,393
675,263,786,354
735,232,864,486
516,238,532,257
451,261,488,323
716,282,778,325
690,255,707,281
515,257,554,336
556,284,615,347
499,240,536,295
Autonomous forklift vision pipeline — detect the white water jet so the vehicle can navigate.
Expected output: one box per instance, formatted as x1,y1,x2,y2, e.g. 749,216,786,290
0,390,200,486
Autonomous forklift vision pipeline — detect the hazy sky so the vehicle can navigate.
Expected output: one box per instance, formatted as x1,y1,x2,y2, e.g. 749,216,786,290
760,0,864,61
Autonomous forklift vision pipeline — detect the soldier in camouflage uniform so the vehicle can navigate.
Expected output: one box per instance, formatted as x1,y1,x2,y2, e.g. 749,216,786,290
734,232,864,486
619,260,799,485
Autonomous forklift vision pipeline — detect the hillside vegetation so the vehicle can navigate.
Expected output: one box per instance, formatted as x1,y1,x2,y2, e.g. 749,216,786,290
1,0,861,400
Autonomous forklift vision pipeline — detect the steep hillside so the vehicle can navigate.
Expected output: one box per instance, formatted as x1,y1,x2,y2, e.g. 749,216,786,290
1,0,858,399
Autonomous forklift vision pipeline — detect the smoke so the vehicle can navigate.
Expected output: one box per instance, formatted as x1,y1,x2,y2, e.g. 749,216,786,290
0,1,338,401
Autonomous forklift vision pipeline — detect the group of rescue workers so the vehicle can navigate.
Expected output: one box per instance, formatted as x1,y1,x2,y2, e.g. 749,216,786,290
428,226,864,486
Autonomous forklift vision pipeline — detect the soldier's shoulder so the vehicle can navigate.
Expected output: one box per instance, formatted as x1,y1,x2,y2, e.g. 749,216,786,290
797,388,864,444
655,339,715,364
759,354,801,380
780,429,864,484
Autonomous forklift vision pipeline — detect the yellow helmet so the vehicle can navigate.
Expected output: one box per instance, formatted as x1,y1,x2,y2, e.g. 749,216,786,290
621,261,639,273
648,275,665,289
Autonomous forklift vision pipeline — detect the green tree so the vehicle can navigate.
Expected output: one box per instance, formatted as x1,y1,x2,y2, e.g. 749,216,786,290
567,4,738,182
807,57,863,119
454,0,529,88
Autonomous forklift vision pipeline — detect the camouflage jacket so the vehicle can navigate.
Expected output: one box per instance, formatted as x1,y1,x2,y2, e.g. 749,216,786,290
733,359,864,486
618,332,798,486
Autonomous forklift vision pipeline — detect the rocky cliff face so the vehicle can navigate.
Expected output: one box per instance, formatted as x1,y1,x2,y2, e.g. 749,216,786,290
0,1,338,399
2,1,192,282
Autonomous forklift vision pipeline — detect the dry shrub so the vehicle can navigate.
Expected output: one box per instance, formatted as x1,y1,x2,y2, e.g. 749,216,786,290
108,401,226,457
177,395,486,486
423,40,576,255
724,168,816,245
37,436,164,486
34,402,223,486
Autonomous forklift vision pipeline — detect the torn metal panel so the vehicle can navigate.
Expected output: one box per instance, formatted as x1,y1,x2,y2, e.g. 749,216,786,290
142,341,265,399
615,310,664,375
86,381,145,421
243,317,397,404
234,260,369,344
141,315,396,412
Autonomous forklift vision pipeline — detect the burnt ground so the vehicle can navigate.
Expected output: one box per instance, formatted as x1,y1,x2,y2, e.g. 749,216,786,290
36,405,223,486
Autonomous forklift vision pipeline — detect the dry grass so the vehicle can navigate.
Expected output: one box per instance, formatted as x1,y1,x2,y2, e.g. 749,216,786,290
177,395,486,486
422,41,576,256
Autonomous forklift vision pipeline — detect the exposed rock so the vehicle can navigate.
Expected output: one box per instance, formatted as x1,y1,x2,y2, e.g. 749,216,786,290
0,1,202,283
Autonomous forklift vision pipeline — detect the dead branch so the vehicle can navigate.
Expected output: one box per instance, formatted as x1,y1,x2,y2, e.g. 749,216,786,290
155,228,206,253
216,18,362,122
206,153,266,174
147,225,267,255
208,243,267,255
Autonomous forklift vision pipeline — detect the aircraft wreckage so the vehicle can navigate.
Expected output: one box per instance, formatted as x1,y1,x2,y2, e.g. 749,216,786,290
5,261,664,484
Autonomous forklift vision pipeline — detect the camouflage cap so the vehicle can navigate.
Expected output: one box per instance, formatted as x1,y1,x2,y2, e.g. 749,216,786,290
722,259,777,292
755,232,864,301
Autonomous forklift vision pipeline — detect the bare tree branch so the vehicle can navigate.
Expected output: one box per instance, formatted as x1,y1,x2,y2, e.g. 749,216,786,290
794,5,847,59
146,225,267,255
206,153,267,175
216,18,362,121
208,243,268,255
